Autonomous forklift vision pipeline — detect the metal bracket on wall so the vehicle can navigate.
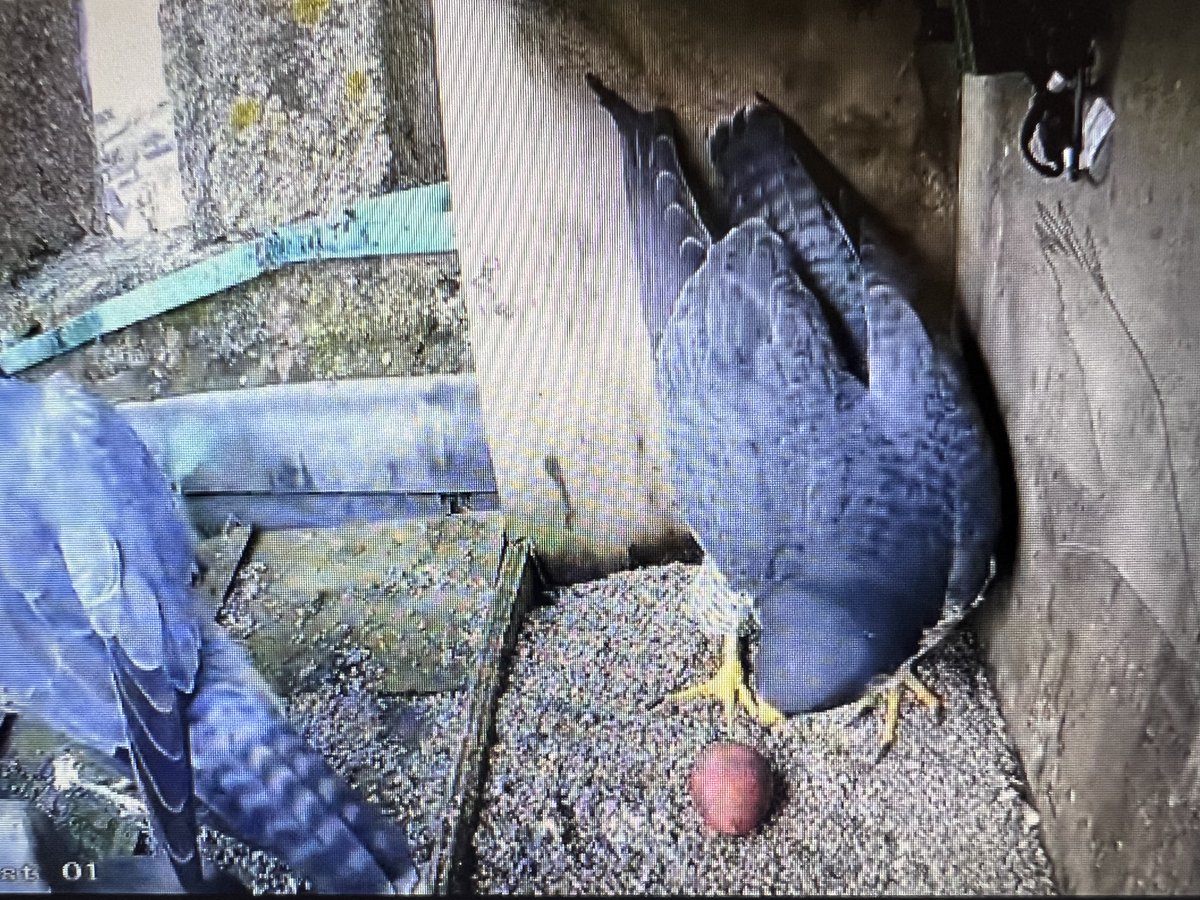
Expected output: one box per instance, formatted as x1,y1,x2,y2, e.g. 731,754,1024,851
919,0,1115,182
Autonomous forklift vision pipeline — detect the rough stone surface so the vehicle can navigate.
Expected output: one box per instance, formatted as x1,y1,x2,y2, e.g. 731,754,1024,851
0,230,470,402
431,0,961,583
473,564,1056,895
958,4,1200,892
378,0,447,188
158,0,398,240
0,0,103,284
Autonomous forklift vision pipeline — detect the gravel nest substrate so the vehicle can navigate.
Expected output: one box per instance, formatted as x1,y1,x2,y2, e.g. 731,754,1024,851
473,562,1057,895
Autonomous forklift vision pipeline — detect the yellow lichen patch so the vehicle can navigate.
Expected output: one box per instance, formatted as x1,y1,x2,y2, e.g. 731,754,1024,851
230,97,262,132
345,69,368,105
292,0,330,26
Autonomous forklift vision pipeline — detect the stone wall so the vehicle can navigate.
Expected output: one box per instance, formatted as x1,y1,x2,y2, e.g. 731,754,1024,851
159,0,403,239
958,2,1200,891
1,0,466,403
0,0,102,283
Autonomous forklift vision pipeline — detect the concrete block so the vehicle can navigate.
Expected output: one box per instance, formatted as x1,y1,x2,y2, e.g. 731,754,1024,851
0,0,102,282
158,0,424,238
957,5,1200,890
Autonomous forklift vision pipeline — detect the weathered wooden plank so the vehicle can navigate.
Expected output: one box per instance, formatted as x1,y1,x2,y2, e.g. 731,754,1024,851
960,17,1200,890
428,536,539,894
113,374,496,497
193,526,255,602
227,514,507,699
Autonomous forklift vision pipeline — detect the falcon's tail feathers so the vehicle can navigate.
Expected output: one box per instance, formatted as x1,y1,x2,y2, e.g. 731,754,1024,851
109,641,206,892
188,628,417,894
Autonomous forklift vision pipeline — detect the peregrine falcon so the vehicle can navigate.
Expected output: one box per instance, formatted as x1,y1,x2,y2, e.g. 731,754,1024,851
589,76,1001,748
0,374,418,893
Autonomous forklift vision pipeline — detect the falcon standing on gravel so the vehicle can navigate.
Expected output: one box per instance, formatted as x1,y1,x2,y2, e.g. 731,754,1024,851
589,76,1001,750
0,373,418,893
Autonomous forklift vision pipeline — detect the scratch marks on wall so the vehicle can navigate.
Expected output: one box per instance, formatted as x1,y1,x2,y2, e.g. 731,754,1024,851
1034,200,1197,619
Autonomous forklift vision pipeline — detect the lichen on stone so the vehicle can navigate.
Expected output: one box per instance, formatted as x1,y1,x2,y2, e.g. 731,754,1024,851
345,69,368,105
229,96,262,132
291,0,331,27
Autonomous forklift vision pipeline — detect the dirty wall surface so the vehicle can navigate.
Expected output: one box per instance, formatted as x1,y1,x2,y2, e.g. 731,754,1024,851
958,3,1200,891
0,0,102,284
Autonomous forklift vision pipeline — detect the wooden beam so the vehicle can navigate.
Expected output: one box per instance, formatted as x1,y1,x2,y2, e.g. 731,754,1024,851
428,535,540,894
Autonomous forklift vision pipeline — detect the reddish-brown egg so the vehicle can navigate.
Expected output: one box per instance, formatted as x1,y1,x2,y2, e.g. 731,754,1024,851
688,741,773,836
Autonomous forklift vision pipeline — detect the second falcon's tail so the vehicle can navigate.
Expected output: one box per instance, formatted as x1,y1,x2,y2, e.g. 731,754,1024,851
187,625,417,894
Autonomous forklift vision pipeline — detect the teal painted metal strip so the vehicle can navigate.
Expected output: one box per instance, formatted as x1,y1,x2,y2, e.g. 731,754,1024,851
7,244,261,374
0,182,454,374
256,182,455,267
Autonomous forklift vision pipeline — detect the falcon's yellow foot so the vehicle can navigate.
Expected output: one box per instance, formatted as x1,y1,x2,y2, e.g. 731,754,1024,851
671,633,781,728
860,671,944,758
755,697,785,727
671,633,755,728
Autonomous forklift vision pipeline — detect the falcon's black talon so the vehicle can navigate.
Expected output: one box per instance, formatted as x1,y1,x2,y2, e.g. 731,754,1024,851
584,72,608,97
874,739,894,764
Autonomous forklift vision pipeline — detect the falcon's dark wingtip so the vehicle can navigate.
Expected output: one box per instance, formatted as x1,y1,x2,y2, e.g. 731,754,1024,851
584,71,607,97
108,643,205,891
752,90,781,110
708,93,788,161
586,72,637,123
